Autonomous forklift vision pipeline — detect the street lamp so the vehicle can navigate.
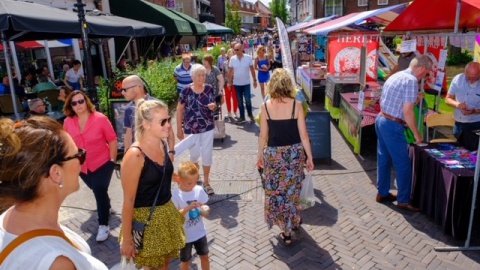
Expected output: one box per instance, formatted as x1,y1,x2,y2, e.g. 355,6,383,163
74,0,97,105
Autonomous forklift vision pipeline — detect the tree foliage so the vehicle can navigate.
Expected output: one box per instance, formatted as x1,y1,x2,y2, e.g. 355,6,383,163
269,0,289,23
225,1,242,35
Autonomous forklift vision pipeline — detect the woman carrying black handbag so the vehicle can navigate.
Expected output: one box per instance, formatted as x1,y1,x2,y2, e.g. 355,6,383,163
120,99,185,269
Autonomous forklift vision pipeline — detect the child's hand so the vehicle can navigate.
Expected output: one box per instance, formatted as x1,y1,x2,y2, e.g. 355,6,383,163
188,201,202,210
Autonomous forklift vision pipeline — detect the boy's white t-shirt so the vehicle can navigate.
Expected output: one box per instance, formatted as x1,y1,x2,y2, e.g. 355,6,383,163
172,185,209,243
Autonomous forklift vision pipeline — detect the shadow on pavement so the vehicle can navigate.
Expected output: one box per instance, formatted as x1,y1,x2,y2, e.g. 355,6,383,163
213,134,237,149
306,188,338,227
207,199,239,229
271,226,342,269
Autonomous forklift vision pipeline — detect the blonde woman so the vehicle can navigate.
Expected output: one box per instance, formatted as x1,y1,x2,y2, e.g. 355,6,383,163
254,45,271,99
256,68,314,246
120,100,185,269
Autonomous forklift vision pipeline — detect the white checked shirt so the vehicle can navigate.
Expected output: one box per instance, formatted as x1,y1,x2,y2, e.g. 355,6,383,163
380,68,418,120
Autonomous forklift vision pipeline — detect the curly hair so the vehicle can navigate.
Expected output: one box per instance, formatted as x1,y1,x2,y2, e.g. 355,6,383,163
267,68,295,100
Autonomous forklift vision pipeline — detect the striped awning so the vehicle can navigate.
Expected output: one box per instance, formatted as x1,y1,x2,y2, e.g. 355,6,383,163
0,39,73,50
303,3,408,36
287,15,336,33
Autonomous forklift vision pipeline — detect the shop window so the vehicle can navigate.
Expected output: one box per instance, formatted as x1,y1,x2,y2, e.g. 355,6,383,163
325,0,343,16
378,0,388,5
358,0,367,7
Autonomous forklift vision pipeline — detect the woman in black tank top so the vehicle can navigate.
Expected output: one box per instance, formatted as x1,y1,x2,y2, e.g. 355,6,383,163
256,69,314,246
120,99,185,269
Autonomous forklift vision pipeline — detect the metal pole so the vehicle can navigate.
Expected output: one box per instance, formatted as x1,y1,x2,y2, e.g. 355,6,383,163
454,0,461,34
43,40,55,81
98,40,108,79
9,41,21,82
75,0,97,104
1,32,20,120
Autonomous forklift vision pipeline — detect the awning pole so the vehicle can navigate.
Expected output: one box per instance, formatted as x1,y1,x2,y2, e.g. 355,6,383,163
43,40,55,81
143,36,157,60
98,40,108,79
454,0,461,34
9,41,21,82
1,32,21,120
155,36,167,55
117,37,133,65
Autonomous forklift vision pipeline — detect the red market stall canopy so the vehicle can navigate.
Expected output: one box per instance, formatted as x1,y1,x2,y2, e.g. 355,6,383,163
0,39,72,50
303,3,408,36
287,15,336,33
384,0,480,33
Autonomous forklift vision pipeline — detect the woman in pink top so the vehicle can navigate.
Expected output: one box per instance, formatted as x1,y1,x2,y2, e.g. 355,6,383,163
63,91,118,242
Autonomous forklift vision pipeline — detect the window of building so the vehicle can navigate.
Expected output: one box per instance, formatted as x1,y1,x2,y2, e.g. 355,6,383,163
378,0,388,5
325,0,343,16
358,0,367,6
241,2,244,8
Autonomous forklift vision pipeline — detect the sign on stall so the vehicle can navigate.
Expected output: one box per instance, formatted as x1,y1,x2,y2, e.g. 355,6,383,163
400,39,417,53
328,35,379,82
415,36,448,92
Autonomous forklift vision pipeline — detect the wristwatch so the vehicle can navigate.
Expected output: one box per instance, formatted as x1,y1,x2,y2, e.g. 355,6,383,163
168,150,176,155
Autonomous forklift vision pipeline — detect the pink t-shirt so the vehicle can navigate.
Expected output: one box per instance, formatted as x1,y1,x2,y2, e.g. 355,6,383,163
63,111,117,174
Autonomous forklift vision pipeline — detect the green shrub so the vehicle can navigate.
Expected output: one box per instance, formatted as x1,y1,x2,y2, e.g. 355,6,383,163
97,59,181,118
446,50,473,66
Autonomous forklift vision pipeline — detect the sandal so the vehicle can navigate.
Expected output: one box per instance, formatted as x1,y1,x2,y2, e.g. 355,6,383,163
204,184,215,195
279,232,292,246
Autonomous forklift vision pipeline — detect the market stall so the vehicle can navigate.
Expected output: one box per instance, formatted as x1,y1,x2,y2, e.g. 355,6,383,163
383,0,480,252
410,143,477,240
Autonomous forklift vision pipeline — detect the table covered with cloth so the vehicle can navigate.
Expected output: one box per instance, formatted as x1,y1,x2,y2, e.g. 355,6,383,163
409,143,477,240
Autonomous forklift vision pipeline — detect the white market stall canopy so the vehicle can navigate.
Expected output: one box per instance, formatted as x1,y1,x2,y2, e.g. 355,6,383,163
302,3,408,36
287,15,337,33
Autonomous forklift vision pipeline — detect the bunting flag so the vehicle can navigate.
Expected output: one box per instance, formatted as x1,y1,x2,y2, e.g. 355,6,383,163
276,17,295,83
475,35,480,62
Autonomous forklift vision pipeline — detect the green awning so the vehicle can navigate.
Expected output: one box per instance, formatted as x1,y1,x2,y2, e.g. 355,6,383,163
169,10,207,36
109,0,193,36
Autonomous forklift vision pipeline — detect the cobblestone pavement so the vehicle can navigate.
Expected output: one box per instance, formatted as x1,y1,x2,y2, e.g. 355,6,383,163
60,75,480,269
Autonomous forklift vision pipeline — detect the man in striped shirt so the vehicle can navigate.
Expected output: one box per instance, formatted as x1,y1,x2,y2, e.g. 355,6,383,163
174,55,193,93
375,55,432,212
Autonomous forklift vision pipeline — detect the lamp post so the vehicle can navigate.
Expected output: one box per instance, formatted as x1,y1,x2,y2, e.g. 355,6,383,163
74,0,97,105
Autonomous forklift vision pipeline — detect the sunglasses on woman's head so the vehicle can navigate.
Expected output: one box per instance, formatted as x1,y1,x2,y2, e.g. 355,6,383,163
71,99,85,106
59,148,86,165
159,116,172,126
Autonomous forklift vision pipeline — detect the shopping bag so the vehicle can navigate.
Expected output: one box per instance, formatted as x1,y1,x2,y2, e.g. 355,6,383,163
120,257,138,270
299,172,315,210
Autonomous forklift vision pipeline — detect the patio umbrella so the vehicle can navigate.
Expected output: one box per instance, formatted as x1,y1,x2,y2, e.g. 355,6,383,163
0,0,165,119
202,22,233,34
0,0,164,41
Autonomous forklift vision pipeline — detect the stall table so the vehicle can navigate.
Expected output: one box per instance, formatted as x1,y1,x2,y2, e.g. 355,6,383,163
338,90,380,154
296,66,326,105
409,144,476,240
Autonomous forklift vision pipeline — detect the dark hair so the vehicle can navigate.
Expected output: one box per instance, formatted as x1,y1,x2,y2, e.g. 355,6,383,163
0,117,68,207
63,90,96,117
72,59,81,66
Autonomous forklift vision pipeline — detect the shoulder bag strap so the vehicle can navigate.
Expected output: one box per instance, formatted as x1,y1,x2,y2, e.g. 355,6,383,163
146,142,168,224
0,229,78,265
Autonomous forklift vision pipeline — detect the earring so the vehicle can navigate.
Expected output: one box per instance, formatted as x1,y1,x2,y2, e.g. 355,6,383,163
59,181,63,189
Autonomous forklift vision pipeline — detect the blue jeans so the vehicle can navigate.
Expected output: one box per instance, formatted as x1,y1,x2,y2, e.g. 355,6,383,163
375,115,412,204
453,121,480,138
80,161,115,225
234,84,252,119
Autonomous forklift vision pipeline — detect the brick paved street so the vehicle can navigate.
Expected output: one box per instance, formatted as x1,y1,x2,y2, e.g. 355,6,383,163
60,75,480,269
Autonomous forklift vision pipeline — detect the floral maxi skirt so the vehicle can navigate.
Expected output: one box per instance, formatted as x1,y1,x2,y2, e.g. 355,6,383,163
263,143,305,233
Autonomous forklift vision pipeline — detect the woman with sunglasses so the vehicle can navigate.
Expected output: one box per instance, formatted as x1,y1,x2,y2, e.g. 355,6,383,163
254,45,271,100
0,117,108,269
120,99,185,269
63,91,118,242
176,64,217,196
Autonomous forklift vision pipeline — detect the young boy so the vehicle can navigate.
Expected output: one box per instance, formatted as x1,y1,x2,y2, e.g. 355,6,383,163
172,161,211,270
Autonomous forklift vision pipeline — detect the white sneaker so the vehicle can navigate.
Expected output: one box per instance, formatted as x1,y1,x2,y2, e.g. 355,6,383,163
109,208,115,215
228,112,234,118
96,225,109,242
